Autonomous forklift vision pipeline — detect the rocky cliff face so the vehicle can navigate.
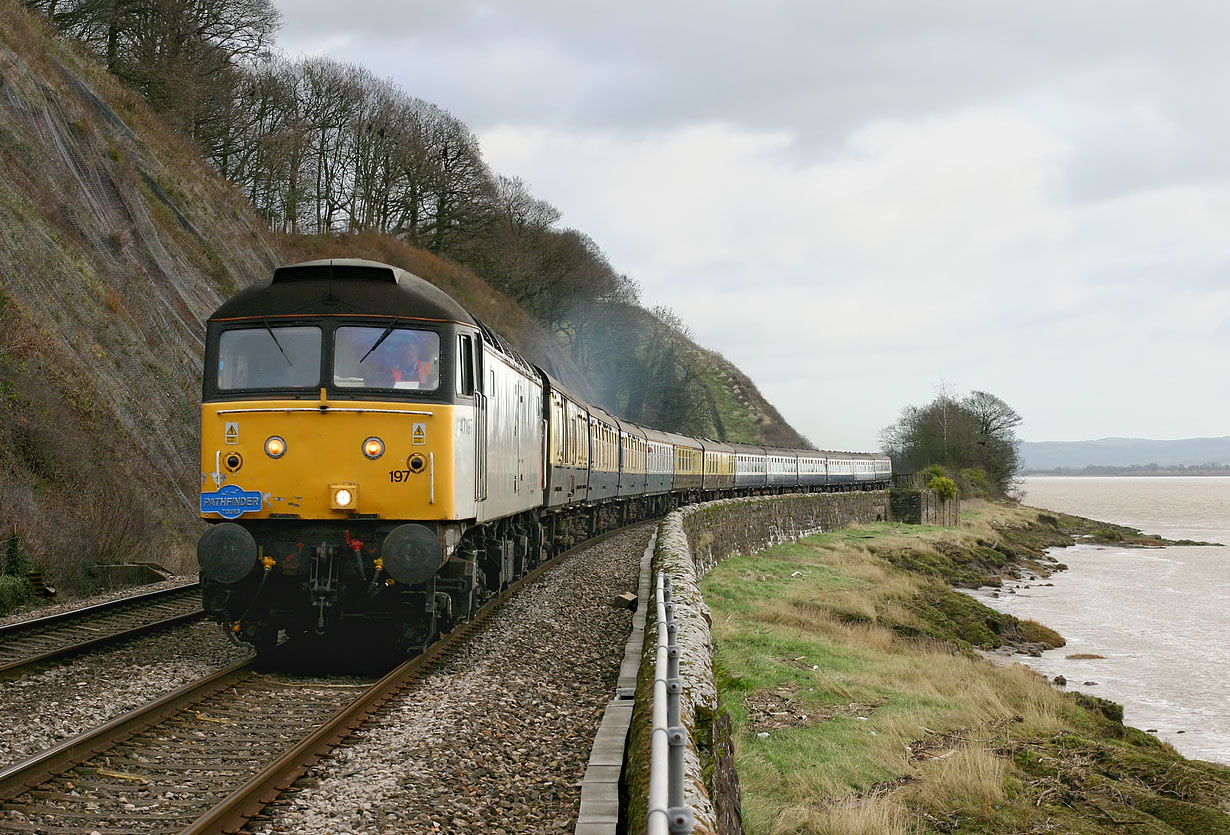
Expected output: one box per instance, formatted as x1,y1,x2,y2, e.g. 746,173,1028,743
0,2,280,583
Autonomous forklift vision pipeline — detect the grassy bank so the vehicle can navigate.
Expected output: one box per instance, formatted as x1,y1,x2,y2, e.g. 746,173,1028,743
704,503,1230,834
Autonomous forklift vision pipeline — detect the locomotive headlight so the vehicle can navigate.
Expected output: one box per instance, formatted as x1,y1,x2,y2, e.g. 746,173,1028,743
265,436,287,459
362,437,385,459
330,483,358,510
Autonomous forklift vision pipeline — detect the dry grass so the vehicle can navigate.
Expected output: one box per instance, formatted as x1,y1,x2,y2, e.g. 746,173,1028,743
770,797,912,835
908,744,1006,813
712,509,1230,833
708,514,1086,832
960,503,1041,540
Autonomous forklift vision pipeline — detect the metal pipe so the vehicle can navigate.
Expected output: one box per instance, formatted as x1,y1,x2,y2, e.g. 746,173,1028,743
647,571,670,835
648,570,693,834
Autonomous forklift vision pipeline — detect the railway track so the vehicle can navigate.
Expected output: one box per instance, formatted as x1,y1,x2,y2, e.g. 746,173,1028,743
0,584,204,679
0,529,629,834
0,658,369,834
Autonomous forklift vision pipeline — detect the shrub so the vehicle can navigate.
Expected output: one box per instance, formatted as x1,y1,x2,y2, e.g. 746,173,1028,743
929,475,957,501
0,575,33,615
3,527,29,576
1074,692,1125,724
958,467,989,497
1019,618,1065,648
921,464,946,481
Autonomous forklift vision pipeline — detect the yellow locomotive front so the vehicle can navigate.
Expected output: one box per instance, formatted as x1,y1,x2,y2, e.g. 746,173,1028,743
197,260,483,654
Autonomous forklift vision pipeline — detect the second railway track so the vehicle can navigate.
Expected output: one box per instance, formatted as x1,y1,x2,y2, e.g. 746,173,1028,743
0,584,204,678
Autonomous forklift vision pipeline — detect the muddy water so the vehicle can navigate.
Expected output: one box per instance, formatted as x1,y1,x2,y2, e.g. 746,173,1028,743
966,476,1229,764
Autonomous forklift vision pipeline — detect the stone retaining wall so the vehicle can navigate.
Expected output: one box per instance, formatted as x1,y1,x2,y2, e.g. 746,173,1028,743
889,488,961,526
623,490,955,834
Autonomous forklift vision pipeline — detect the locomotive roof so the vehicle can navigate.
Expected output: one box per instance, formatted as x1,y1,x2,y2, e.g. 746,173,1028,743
208,259,479,326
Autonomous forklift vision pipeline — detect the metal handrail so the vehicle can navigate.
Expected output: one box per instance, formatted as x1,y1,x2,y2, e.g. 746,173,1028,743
647,571,693,834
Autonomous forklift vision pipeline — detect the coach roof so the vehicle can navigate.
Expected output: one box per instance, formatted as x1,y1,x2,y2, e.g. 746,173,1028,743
208,259,479,326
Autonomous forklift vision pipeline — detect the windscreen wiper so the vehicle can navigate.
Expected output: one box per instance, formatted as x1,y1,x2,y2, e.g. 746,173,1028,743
262,319,293,366
359,319,399,363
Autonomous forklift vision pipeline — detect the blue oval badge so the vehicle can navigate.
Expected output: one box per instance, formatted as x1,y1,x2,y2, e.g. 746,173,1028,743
201,484,263,519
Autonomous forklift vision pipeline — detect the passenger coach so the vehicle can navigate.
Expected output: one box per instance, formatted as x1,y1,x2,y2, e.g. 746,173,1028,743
196,259,891,656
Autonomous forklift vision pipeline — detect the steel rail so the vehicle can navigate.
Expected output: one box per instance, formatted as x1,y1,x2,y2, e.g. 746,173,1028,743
0,581,199,639
0,584,204,679
183,523,650,835
0,657,253,803
0,608,206,680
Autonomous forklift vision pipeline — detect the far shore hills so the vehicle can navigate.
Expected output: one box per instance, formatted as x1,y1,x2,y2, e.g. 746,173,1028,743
1021,435,1230,473
1024,464,1230,476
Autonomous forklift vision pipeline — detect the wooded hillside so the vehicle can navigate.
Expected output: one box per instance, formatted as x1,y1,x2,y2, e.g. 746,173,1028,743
0,0,806,597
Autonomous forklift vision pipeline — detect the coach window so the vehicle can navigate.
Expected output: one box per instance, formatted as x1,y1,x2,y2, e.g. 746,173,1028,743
218,325,321,390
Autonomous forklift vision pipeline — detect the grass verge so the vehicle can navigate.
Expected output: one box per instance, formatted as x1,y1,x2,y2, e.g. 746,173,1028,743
705,504,1230,834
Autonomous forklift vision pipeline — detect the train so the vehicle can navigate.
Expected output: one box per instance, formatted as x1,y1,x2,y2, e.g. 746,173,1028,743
196,259,891,655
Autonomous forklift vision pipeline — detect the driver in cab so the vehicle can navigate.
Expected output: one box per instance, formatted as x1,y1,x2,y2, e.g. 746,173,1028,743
389,334,438,389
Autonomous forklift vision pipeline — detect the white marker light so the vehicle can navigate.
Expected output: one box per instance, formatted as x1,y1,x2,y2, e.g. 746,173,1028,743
265,436,287,458
333,488,354,508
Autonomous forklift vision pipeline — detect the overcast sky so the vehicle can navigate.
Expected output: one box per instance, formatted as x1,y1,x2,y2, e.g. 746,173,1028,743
273,1,1230,450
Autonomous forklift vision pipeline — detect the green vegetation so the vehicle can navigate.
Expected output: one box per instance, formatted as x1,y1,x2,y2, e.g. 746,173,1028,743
0,527,34,615
958,467,990,497
704,505,1230,833
927,475,957,501
882,390,1023,495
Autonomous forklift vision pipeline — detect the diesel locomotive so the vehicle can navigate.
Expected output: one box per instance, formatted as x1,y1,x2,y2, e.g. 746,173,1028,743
196,259,891,655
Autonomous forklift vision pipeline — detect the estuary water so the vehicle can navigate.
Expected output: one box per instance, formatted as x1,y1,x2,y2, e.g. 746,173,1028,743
966,476,1229,764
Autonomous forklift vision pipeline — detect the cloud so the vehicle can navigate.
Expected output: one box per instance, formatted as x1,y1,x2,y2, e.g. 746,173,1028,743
478,111,1230,447
271,0,1230,446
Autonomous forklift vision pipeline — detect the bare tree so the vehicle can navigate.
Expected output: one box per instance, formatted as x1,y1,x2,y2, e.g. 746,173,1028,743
880,388,1023,494
34,0,280,135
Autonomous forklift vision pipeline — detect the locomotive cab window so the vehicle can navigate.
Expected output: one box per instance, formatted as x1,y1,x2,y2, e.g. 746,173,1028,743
217,325,322,390
456,335,476,396
333,326,440,391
